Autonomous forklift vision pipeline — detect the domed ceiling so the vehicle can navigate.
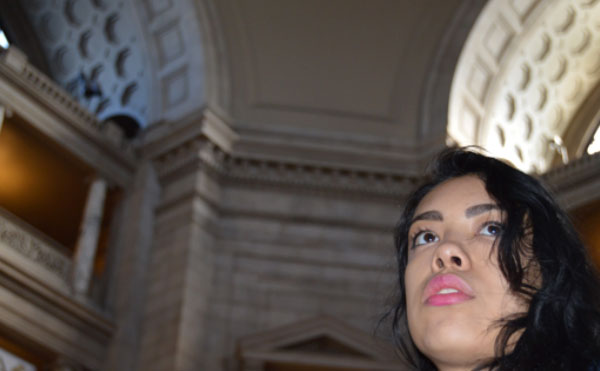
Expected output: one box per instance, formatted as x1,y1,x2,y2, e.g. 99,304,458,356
20,0,151,127
449,0,600,173
8,0,484,171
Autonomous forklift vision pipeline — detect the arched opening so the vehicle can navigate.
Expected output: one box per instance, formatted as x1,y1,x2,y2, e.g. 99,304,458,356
448,0,600,173
0,28,9,49
105,114,141,139
587,126,600,155
0,113,92,252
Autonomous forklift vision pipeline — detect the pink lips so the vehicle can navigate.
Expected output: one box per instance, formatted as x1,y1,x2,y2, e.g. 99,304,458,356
424,274,475,306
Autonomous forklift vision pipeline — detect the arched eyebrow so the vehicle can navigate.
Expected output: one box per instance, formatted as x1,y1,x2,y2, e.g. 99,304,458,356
409,203,499,227
410,210,443,226
465,203,500,218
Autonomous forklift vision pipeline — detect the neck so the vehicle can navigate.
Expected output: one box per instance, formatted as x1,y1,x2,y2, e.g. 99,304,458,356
433,359,486,371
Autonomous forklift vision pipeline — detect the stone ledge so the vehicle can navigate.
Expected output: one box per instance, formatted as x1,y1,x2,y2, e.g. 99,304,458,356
543,152,600,208
0,47,136,187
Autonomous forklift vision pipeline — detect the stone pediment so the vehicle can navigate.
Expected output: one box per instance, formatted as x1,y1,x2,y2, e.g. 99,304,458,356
238,316,406,370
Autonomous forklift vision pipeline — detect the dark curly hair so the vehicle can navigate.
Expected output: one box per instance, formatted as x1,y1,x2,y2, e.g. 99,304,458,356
389,148,600,370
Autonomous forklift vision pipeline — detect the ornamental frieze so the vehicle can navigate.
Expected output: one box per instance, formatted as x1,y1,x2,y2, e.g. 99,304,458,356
0,213,71,283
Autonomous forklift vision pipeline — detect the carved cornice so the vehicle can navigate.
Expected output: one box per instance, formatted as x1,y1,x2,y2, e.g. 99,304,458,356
543,152,600,209
148,111,232,182
221,154,421,199
150,122,422,200
0,208,71,285
153,135,216,181
0,47,136,186
1,48,122,144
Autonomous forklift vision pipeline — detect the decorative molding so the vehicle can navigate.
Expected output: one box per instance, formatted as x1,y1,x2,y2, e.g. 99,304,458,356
149,115,422,200
132,0,210,122
0,260,115,371
142,0,174,21
0,208,71,284
1,48,108,136
19,0,150,126
418,0,487,141
194,0,232,113
0,47,136,187
222,154,420,199
153,135,214,181
154,20,185,67
3,49,103,128
239,316,405,371
143,108,235,180
543,151,600,209
161,65,189,109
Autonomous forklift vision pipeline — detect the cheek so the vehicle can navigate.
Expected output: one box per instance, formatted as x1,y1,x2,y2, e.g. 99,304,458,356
404,250,433,304
404,258,421,303
404,257,427,326
404,262,422,342
480,257,528,318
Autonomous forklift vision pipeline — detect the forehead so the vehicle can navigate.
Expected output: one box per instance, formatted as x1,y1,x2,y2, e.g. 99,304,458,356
415,175,494,214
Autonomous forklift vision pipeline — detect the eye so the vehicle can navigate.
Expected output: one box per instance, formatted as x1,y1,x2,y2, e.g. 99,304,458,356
413,230,439,247
479,222,503,237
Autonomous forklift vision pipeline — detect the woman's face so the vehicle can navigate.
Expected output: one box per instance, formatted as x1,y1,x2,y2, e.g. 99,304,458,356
404,175,528,371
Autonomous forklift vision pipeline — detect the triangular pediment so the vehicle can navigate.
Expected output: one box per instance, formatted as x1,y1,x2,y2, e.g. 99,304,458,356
238,316,404,370
278,335,370,358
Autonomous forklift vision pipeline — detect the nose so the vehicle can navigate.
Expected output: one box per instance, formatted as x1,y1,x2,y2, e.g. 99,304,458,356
431,239,471,272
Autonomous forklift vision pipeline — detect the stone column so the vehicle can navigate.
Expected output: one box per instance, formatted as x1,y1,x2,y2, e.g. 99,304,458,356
137,139,220,371
72,176,107,296
103,163,160,371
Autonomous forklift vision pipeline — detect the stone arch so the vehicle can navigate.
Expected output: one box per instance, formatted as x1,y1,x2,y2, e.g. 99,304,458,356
448,0,600,173
418,0,486,143
129,0,231,124
105,114,141,139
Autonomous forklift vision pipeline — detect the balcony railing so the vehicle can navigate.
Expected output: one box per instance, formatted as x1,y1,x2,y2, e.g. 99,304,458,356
0,207,71,291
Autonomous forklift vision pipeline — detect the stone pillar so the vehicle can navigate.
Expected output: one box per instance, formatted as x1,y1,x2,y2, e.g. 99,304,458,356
103,163,160,371
72,176,107,296
137,139,220,371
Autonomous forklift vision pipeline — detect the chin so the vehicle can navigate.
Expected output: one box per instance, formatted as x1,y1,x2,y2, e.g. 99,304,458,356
416,325,495,367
